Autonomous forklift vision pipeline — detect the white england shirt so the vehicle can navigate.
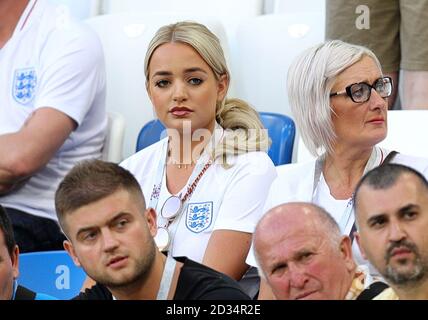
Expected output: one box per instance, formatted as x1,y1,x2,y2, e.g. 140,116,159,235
121,129,276,263
0,0,107,221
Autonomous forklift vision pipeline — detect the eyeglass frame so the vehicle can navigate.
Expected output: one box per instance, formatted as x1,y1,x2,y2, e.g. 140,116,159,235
154,161,213,252
329,76,393,103
160,195,183,221
155,195,184,252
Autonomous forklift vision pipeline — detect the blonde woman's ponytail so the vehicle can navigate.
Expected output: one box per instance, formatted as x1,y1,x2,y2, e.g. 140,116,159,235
213,98,270,168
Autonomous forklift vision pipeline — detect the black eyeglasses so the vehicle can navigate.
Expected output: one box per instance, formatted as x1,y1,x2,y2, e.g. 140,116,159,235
330,76,393,103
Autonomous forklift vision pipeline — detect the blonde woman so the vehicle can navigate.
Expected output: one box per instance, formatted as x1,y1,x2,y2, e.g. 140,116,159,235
121,21,276,285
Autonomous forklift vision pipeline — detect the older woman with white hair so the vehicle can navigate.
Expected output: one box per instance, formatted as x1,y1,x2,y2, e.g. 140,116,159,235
248,40,428,299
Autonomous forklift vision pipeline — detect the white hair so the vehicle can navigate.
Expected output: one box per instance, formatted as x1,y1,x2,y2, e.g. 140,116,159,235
287,40,382,156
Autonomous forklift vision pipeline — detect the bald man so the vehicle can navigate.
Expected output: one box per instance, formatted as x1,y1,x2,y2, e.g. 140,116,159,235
253,202,388,300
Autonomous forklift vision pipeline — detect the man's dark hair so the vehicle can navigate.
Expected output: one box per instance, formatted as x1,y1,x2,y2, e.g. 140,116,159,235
354,163,428,210
55,160,146,233
0,205,17,257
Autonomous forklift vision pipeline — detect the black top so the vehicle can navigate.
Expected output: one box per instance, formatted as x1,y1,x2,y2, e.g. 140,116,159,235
74,256,250,300
356,281,389,300
14,285,36,300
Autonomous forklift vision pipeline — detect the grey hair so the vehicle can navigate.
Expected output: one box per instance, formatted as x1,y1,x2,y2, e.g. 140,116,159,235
287,40,382,156
144,21,269,168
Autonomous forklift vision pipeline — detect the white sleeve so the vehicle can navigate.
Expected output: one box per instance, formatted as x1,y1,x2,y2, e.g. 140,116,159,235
213,152,277,233
34,24,105,126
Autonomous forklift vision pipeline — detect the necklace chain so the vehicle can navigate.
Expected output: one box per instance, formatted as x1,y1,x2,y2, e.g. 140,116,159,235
181,161,212,202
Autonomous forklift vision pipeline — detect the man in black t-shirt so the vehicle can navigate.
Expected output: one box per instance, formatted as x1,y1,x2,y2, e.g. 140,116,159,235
75,256,249,300
55,160,249,300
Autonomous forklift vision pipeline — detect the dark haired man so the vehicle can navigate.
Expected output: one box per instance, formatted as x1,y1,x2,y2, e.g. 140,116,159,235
354,163,428,299
55,160,250,300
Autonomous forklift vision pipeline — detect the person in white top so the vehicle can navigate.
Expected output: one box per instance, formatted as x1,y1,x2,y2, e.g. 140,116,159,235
120,21,276,285
247,40,428,298
0,0,106,252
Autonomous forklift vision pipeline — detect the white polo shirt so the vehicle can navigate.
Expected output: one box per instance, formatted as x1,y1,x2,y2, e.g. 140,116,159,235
0,0,107,221
121,130,277,263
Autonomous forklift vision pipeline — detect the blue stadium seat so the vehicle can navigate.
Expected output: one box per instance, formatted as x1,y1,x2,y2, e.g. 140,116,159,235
135,112,295,166
135,119,166,152
259,112,295,165
18,250,87,300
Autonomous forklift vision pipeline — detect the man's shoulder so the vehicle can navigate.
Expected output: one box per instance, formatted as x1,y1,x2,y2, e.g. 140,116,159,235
31,3,103,59
44,21,102,56
175,257,251,300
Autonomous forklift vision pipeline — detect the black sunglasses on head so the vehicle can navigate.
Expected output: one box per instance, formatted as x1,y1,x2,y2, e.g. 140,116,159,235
330,76,393,103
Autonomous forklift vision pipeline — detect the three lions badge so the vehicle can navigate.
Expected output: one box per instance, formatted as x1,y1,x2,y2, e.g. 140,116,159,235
13,68,37,105
186,202,213,233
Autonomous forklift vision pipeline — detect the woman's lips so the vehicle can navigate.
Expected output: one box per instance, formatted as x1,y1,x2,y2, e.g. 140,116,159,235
170,107,193,117
367,118,385,124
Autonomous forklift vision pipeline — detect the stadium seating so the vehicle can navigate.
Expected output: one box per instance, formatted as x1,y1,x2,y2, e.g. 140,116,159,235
136,112,296,166
18,250,87,300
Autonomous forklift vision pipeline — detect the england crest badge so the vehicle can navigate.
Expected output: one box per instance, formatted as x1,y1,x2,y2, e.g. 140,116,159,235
186,202,213,233
13,68,37,105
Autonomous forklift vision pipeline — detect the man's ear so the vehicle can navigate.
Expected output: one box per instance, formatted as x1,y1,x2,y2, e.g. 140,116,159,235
11,245,20,280
339,236,355,271
63,240,81,267
145,208,158,237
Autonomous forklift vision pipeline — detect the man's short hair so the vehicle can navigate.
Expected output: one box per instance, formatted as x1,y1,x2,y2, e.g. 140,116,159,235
354,163,428,210
0,205,16,257
55,160,145,233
